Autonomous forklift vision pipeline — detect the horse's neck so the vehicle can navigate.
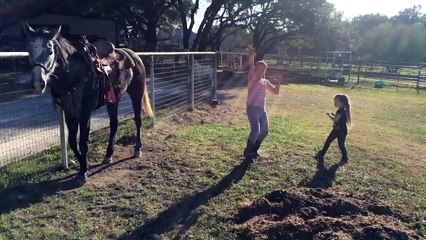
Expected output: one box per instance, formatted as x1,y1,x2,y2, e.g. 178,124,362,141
52,52,87,93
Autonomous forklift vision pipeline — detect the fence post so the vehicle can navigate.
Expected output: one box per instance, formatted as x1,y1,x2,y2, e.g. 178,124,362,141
357,60,361,85
58,108,68,170
212,53,218,104
317,55,321,82
188,54,195,111
150,55,156,125
417,66,421,95
349,51,352,82
397,68,401,92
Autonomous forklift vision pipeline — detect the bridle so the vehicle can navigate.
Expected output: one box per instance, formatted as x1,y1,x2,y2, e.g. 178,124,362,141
30,41,59,75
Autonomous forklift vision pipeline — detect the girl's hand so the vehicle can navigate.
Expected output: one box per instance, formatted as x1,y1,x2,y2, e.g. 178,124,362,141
269,75,284,85
274,75,284,84
247,44,256,56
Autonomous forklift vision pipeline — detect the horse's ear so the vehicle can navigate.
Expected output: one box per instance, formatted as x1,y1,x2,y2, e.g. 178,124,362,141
46,25,62,39
23,22,35,37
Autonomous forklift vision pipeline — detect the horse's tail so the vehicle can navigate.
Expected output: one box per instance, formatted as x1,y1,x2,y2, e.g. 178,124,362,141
142,81,154,118
121,48,154,118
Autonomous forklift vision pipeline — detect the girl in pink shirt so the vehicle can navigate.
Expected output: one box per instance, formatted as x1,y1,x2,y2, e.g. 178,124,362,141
244,45,283,159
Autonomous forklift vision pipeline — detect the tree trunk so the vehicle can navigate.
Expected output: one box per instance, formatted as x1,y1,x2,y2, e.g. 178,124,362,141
144,23,157,52
182,29,191,49
176,0,199,50
192,0,224,51
197,36,210,52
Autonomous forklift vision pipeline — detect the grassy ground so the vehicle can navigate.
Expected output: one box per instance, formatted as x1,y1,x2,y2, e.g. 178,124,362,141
0,83,425,239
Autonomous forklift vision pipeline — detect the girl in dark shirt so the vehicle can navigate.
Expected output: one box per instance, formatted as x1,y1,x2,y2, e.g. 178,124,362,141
315,94,352,164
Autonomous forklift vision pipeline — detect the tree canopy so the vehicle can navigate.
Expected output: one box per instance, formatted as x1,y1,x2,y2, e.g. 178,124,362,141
1,0,425,62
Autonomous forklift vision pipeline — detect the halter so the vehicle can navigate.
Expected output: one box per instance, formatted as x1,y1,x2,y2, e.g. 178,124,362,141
30,41,59,74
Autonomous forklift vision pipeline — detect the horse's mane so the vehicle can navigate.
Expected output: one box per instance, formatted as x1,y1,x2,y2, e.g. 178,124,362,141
55,35,77,67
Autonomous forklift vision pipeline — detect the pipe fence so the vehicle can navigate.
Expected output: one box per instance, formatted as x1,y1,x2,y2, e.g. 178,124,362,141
0,51,217,167
219,52,426,92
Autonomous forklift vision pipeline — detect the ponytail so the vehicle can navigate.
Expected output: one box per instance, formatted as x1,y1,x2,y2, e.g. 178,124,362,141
346,103,352,128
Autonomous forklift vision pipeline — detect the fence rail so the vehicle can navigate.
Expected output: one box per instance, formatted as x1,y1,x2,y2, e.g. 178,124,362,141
0,51,217,167
219,52,425,92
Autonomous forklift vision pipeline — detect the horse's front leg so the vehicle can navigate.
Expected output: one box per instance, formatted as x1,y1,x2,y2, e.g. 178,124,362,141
77,112,91,184
65,114,81,165
103,102,119,164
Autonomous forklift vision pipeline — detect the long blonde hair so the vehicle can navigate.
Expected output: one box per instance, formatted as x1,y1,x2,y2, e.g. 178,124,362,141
335,94,352,128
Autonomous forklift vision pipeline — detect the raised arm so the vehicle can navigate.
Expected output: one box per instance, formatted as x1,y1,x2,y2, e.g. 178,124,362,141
247,45,256,82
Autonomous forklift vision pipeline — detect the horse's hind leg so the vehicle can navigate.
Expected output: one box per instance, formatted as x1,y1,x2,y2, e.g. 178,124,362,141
104,102,119,164
129,93,143,158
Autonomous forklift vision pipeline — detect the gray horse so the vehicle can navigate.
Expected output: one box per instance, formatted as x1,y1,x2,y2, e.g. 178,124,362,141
23,23,153,185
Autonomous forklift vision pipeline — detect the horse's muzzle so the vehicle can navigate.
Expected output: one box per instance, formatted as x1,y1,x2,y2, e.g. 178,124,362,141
31,78,46,94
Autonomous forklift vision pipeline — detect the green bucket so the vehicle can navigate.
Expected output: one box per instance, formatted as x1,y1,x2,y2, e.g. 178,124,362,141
374,81,384,89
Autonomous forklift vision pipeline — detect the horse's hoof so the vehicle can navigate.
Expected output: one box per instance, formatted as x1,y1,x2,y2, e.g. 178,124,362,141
75,173,88,186
133,150,142,158
69,159,77,167
103,156,113,164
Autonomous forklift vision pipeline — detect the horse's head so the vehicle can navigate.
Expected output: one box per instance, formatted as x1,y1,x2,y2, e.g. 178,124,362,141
23,23,61,94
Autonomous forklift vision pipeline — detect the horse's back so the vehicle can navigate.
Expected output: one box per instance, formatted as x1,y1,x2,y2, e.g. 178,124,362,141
119,48,146,76
120,48,144,65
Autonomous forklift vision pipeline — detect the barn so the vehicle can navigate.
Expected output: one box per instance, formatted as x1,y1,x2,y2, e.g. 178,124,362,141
0,13,118,51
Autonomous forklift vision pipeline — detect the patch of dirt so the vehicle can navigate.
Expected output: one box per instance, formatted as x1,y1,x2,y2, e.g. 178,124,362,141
152,102,242,135
233,188,423,240
89,169,136,187
85,103,242,189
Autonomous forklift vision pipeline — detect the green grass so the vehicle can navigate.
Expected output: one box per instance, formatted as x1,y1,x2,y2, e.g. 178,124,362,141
0,84,425,239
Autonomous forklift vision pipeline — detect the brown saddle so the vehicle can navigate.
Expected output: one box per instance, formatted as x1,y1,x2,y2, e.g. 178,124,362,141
88,40,136,104
92,40,135,71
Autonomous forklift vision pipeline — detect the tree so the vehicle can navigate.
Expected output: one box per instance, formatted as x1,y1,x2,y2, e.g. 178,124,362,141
191,0,228,51
248,0,326,60
1,0,180,51
309,2,347,53
175,0,255,51
121,0,177,51
352,14,389,34
0,0,59,33
359,23,426,62
205,1,254,51
175,0,199,49
391,5,425,25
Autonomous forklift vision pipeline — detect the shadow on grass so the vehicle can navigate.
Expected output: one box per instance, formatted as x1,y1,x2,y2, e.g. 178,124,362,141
216,91,237,102
0,173,78,215
299,158,342,189
117,158,253,240
0,154,135,215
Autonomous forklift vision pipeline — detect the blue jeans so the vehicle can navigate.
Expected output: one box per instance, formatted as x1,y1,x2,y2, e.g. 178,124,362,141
247,106,269,145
